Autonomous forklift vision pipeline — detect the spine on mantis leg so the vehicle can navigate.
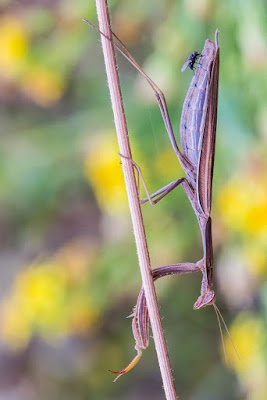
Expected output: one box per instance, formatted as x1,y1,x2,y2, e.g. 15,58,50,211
110,262,201,379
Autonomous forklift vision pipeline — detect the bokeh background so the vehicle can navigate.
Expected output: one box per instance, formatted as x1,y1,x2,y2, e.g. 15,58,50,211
0,0,266,399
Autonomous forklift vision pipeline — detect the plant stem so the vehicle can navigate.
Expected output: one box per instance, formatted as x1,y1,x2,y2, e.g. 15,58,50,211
94,1,178,399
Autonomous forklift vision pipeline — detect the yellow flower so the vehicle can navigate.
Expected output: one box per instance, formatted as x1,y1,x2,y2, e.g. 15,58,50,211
13,263,67,331
84,133,128,215
217,174,267,236
223,312,267,400
0,262,68,348
21,66,65,107
0,16,28,76
223,313,264,375
0,251,101,349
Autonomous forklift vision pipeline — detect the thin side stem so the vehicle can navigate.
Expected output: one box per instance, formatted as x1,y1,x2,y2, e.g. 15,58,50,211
94,1,178,399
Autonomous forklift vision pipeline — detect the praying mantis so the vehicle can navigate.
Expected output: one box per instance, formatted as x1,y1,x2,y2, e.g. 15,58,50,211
84,21,234,379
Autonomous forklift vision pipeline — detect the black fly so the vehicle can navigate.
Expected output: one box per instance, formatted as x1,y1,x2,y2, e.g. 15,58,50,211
181,51,200,72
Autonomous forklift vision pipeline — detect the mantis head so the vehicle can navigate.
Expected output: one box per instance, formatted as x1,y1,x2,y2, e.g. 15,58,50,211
193,288,216,310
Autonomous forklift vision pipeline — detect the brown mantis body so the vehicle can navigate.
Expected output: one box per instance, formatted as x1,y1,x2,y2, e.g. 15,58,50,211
180,33,219,309
109,31,220,379
84,20,221,379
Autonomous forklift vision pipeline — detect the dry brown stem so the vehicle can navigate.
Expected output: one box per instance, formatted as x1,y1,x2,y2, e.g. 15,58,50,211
94,0,178,398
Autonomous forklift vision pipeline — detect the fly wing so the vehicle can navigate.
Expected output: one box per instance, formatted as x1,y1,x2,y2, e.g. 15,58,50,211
197,32,219,215
181,58,190,72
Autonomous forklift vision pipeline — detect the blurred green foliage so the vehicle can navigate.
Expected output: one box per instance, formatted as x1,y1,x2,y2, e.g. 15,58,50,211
0,0,266,399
